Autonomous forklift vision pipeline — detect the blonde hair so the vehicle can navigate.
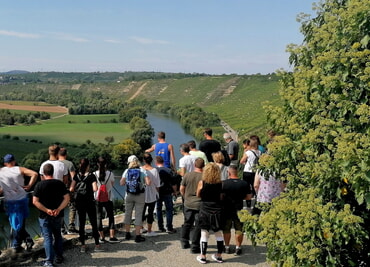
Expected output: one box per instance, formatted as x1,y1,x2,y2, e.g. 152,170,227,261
128,158,141,169
202,162,221,184
212,151,225,164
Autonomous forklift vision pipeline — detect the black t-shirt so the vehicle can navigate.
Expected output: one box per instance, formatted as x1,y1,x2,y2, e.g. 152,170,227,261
200,182,223,204
199,139,221,162
222,178,249,211
156,166,175,196
33,179,69,218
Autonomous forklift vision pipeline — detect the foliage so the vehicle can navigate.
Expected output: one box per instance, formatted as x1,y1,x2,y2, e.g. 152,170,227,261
128,117,154,150
119,107,147,123
245,0,370,266
112,139,142,168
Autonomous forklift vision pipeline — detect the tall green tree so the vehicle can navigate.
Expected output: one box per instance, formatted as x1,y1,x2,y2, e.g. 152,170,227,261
241,0,370,266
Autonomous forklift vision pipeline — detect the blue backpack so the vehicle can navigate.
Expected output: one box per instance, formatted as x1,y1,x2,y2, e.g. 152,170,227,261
126,169,144,194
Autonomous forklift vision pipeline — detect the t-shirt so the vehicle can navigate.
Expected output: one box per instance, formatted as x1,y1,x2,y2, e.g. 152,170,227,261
33,179,69,218
157,166,175,196
226,140,239,165
0,168,27,201
179,154,197,175
39,160,67,181
189,150,208,165
155,142,171,168
222,178,249,213
243,149,262,173
181,172,202,210
143,167,160,203
199,139,221,163
94,171,115,201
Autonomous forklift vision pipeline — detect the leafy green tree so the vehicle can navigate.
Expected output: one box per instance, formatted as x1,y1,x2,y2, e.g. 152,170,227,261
240,0,370,266
112,139,142,168
118,107,147,123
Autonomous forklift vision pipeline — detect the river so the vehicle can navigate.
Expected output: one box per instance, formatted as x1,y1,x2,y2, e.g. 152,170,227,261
0,112,197,249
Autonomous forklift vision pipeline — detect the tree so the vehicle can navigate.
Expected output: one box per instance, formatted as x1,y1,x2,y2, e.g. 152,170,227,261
240,0,370,266
112,139,142,168
104,136,115,146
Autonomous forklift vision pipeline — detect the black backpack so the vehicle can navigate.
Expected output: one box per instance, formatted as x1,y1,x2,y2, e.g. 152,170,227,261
126,168,144,194
221,149,231,166
74,173,89,201
250,150,260,168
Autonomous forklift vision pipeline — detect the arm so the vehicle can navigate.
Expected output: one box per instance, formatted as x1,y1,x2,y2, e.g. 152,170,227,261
52,193,70,217
33,196,55,216
169,144,176,170
69,180,76,192
92,181,98,192
145,144,155,153
196,180,203,198
177,167,185,177
20,167,38,191
180,185,186,196
240,151,248,165
63,175,69,186
144,175,151,186
120,177,126,186
254,172,261,192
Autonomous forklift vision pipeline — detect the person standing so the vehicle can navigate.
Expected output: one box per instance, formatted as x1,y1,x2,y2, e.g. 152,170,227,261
69,158,102,253
145,131,176,170
93,156,119,243
196,162,225,264
188,140,208,165
180,158,204,254
0,154,38,253
177,143,197,177
223,133,239,166
155,156,177,234
33,163,70,266
39,145,68,185
199,128,221,163
222,165,249,255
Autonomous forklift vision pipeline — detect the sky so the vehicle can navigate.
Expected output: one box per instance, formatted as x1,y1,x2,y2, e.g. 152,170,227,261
0,0,315,75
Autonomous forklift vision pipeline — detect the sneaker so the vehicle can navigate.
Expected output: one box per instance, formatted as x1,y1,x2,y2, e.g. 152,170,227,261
181,242,190,249
25,237,34,251
134,235,145,243
109,237,120,243
80,246,86,253
55,256,64,264
224,246,232,254
94,245,104,252
40,261,54,267
234,247,242,256
167,229,177,234
141,228,148,234
196,256,207,264
99,238,106,244
125,232,132,240
211,254,224,263
158,227,166,232
145,231,157,237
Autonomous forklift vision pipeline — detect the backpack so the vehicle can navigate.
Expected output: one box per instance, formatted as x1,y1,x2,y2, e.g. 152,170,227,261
126,168,144,194
74,173,89,201
96,172,110,202
221,149,231,166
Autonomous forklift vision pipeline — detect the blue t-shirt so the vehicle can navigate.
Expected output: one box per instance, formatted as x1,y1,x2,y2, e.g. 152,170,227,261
155,142,171,168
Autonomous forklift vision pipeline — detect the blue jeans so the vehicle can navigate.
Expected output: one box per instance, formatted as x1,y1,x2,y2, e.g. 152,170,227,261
39,216,63,264
156,194,174,230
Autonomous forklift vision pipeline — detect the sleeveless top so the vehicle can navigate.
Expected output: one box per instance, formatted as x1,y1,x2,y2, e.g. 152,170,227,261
155,142,171,168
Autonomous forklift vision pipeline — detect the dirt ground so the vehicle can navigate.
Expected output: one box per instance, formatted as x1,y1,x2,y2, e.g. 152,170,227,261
0,103,68,113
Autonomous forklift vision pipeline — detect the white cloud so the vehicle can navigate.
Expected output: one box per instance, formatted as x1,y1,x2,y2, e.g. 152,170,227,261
104,39,122,44
130,36,169,45
51,32,89,43
0,30,40,39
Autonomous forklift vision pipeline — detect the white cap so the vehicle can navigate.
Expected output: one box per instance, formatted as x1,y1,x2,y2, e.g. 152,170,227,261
127,155,138,164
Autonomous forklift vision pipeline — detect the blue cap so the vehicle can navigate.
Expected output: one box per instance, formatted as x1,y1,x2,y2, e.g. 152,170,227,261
3,154,15,163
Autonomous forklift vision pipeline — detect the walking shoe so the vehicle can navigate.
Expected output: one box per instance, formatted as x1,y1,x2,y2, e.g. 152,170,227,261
94,245,104,252
224,246,232,254
99,238,106,244
25,237,34,251
191,247,201,254
125,232,132,240
196,256,207,264
55,256,64,264
145,231,157,237
134,235,146,243
166,228,177,234
211,254,224,263
234,247,242,256
158,228,166,232
181,242,190,249
80,246,86,253
40,261,54,267
109,237,120,243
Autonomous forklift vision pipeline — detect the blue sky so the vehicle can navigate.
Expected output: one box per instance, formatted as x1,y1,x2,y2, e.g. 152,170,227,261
0,0,315,74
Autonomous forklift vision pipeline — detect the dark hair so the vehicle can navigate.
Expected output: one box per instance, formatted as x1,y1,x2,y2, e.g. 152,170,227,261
243,139,250,145
180,143,190,153
79,158,90,175
203,128,212,136
43,163,54,176
158,131,166,139
195,158,205,169
155,155,164,164
58,147,67,157
188,140,196,149
97,156,107,182
143,153,153,165
250,135,261,145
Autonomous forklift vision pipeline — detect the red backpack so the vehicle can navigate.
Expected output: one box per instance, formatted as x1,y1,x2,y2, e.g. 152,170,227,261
96,172,110,202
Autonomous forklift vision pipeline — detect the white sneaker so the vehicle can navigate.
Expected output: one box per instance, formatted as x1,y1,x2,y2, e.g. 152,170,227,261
146,231,157,237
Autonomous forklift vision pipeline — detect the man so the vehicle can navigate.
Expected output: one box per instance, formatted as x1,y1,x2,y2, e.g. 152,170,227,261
199,128,221,163
39,145,68,185
180,158,205,254
33,163,70,267
222,165,249,255
155,156,177,234
58,147,78,234
145,131,176,170
223,132,239,166
177,143,197,177
0,154,38,253
188,140,208,165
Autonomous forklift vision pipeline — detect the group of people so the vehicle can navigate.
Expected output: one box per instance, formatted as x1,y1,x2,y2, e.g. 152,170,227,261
0,127,283,266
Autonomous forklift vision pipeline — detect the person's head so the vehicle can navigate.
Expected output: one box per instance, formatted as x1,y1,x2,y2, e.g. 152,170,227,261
202,162,221,184
155,155,164,165
194,157,205,170
212,151,225,164
79,158,90,174
157,131,166,140
97,156,107,181
143,153,153,165
250,135,261,145
187,140,196,149
203,128,213,137
249,136,259,149
228,165,238,178
58,147,67,158
128,155,140,169
180,143,190,154
43,163,54,178
242,139,250,149
3,154,15,165
223,133,232,142
48,144,60,158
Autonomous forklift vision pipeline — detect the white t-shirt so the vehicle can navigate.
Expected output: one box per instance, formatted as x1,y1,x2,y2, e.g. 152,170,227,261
94,170,115,201
179,154,198,175
243,150,261,173
143,167,160,203
0,167,27,201
39,160,67,181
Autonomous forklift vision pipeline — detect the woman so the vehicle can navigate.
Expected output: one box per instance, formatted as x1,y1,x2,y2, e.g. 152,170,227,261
70,158,102,253
196,162,224,264
120,155,150,243
212,151,228,181
240,136,262,208
141,153,160,236
94,156,119,243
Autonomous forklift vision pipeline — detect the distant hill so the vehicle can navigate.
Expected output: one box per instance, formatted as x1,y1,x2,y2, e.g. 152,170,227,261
0,70,30,75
